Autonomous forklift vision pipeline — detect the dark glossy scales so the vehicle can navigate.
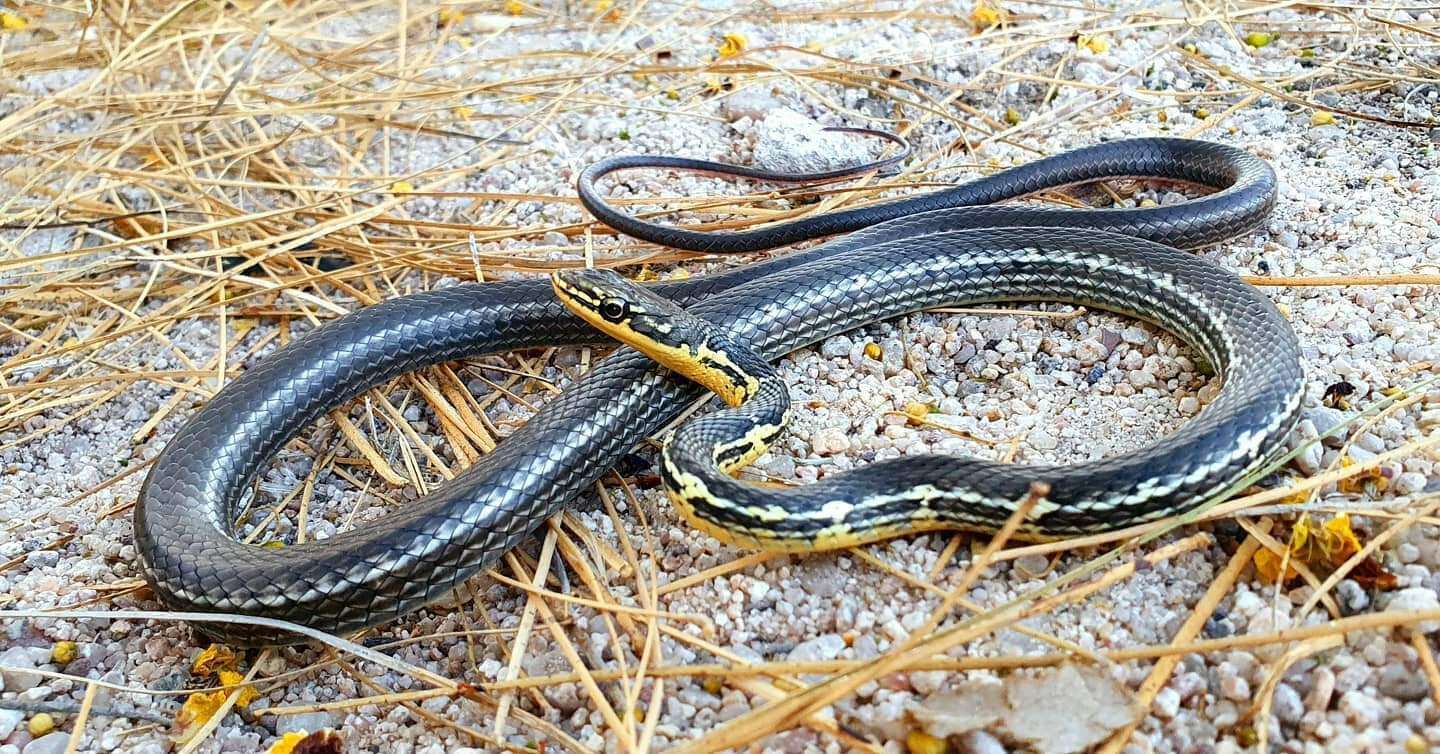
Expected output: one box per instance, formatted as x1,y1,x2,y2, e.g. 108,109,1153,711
135,138,1301,644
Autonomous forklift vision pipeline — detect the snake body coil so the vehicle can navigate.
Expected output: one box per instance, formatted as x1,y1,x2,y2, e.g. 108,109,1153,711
135,138,1302,644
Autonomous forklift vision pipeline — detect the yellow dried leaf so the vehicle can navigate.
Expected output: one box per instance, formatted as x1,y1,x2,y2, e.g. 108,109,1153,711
0,11,28,30
1323,512,1362,554
717,33,747,58
1310,111,1336,127
968,2,1004,32
1253,546,1297,583
51,641,77,665
1244,32,1274,48
219,670,258,708
1277,478,1309,505
1078,35,1110,54
268,732,309,754
390,181,415,194
192,643,239,676
172,691,227,743
1337,455,1385,494
907,730,950,754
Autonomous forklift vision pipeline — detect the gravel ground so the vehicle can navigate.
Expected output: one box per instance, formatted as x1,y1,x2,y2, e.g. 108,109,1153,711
2,2,1439,754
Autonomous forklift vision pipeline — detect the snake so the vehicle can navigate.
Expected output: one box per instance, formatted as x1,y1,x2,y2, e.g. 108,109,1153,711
134,136,1303,644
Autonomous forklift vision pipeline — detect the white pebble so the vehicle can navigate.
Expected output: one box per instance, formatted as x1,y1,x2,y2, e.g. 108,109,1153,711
1153,687,1181,718
0,648,39,692
1337,690,1384,727
811,428,850,455
22,734,70,754
0,710,22,739
1386,587,1440,632
1394,472,1427,495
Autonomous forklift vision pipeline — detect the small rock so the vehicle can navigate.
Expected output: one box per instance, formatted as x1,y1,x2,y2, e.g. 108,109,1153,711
1336,580,1370,615
1220,674,1251,701
820,336,852,359
811,428,850,456
786,634,845,663
720,88,781,121
1014,554,1049,578
1386,587,1440,632
0,648,39,692
1304,407,1347,445
1337,690,1383,727
275,712,334,735
24,551,59,569
955,730,1007,754
1075,339,1108,363
1120,326,1149,345
1378,664,1431,701
1100,329,1122,352
1233,589,1264,616
0,710,22,739
1306,667,1335,712
1273,683,1304,724
21,734,69,754
1173,672,1206,701
1293,442,1323,475
1028,430,1057,451
1394,472,1427,496
1153,687,1180,719
754,110,880,174
910,670,947,695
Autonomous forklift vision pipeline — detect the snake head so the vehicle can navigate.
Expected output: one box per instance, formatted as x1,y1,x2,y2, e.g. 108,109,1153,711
551,268,758,405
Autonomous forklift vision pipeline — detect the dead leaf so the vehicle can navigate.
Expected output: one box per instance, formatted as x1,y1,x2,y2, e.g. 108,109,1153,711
218,670,258,708
908,665,1138,754
171,690,227,743
1253,513,1397,589
910,681,1005,736
192,644,239,676
1003,664,1137,753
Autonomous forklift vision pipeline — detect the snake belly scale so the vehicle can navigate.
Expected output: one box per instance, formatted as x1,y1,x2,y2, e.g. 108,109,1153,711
134,137,1303,644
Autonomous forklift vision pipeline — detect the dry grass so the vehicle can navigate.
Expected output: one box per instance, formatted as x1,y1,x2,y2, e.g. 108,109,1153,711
1,0,1438,752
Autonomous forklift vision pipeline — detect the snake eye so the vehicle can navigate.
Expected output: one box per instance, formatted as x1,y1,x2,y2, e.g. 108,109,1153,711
599,298,629,323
